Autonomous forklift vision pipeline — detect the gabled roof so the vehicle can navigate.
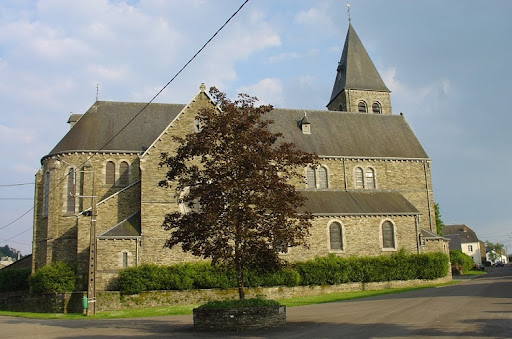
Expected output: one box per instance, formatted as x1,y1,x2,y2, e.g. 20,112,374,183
298,190,420,216
421,228,449,241
47,101,186,157
266,109,428,158
329,23,390,106
442,224,480,243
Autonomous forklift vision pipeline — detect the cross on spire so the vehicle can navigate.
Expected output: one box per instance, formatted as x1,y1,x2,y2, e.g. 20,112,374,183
346,1,351,23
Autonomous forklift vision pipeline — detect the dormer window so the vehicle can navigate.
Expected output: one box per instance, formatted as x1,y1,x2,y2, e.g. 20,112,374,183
301,113,311,134
372,102,382,114
358,101,367,113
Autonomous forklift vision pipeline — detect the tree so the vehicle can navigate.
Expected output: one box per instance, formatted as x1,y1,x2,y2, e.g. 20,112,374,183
159,88,317,299
485,240,504,263
434,203,445,235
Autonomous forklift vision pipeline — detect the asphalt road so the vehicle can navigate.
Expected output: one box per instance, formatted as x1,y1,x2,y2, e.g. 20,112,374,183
1,265,511,338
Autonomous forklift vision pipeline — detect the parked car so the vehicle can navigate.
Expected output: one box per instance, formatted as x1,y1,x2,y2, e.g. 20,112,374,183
496,261,504,267
473,263,485,270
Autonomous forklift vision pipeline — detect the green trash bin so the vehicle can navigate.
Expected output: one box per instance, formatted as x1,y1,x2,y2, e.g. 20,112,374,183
82,296,88,309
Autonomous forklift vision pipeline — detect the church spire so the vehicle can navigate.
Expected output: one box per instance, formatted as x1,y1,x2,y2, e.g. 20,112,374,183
327,23,392,114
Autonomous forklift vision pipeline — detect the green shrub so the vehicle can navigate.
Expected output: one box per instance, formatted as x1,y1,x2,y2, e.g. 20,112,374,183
449,250,473,273
198,297,281,309
28,262,76,293
0,268,30,292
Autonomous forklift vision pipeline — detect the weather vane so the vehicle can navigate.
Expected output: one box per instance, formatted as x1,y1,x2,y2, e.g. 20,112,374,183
346,1,351,23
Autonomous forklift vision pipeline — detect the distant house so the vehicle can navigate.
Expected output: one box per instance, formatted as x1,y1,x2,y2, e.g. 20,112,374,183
486,249,508,265
443,224,483,264
0,256,14,269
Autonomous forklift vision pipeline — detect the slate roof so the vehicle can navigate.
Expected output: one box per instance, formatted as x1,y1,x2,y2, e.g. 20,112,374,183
298,190,420,216
47,101,186,157
44,101,429,160
442,224,480,243
329,24,390,106
267,109,429,158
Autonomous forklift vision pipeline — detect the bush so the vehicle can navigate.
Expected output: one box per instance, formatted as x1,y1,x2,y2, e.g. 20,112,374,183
28,262,76,293
449,250,473,274
0,268,30,292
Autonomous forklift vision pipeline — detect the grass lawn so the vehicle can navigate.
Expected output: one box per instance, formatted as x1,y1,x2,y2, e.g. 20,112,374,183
0,281,460,320
464,270,486,276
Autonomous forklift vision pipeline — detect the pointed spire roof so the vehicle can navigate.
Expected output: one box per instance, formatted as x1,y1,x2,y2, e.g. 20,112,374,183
329,24,390,105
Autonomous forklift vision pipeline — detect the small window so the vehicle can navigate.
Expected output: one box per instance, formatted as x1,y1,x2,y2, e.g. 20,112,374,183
329,222,343,251
382,220,396,249
43,171,50,217
318,166,328,189
106,161,115,185
122,252,128,268
358,101,367,113
119,161,129,186
365,168,375,189
306,167,316,189
372,102,382,114
355,167,364,188
468,245,473,252
66,168,76,213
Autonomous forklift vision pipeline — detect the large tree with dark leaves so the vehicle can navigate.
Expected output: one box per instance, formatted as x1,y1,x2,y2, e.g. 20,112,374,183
159,87,317,299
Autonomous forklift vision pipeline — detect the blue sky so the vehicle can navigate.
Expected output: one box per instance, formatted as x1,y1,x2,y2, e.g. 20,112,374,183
1,0,511,255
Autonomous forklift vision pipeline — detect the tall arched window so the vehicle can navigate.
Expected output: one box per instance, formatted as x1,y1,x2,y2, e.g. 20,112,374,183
365,168,375,189
106,161,115,185
358,101,368,113
355,167,364,188
329,222,343,251
372,102,382,114
43,171,50,217
318,166,328,189
119,161,129,186
66,168,76,213
306,167,316,189
382,220,396,249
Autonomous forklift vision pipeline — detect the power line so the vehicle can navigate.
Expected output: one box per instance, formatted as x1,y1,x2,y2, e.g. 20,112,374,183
0,183,34,187
0,198,33,200
0,227,32,242
0,0,251,238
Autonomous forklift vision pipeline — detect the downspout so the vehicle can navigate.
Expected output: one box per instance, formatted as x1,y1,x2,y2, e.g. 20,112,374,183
343,157,347,191
136,237,139,266
423,161,433,232
415,215,420,254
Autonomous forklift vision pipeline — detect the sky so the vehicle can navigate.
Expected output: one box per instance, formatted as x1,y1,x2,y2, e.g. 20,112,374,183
1,0,511,256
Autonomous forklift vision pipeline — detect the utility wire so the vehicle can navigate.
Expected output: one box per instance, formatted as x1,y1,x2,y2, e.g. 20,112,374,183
0,0,251,237
0,183,34,187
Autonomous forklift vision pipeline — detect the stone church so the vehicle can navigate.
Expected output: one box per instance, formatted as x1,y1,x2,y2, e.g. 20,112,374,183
32,24,448,290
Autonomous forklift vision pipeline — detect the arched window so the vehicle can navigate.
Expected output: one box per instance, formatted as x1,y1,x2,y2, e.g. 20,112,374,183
66,168,76,213
358,101,367,113
318,166,328,189
355,167,364,188
119,161,129,186
106,161,115,185
306,167,316,189
365,168,376,189
382,220,396,249
329,222,343,251
372,102,382,114
43,171,50,217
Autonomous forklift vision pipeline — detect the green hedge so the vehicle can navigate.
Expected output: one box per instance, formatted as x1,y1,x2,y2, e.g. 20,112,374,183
28,262,76,293
449,250,474,273
118,252,449,295
0,268,30,292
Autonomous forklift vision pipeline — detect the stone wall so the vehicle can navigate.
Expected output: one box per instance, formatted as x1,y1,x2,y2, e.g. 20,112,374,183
328,89,392,115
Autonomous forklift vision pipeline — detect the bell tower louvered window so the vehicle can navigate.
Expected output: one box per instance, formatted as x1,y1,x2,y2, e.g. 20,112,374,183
372,102,382,114
358,101,367,113
106,161,115,185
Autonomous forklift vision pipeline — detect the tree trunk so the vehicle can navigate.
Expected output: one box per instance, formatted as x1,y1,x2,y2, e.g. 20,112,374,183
235,237,245,300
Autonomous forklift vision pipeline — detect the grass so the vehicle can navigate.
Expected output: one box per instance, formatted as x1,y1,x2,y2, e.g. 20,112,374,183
464,270,486,276
0,281,459,320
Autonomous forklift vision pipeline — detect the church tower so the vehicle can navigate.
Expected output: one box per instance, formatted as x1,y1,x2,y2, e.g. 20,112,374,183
327,24,392,114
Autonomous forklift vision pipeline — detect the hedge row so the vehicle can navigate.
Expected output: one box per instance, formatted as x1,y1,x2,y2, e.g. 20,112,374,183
449,250,474,273
27,262,76,293
118,251,449,295
0,268,30,292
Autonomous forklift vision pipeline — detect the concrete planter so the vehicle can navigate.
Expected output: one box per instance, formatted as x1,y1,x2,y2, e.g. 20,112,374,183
193,304,286,331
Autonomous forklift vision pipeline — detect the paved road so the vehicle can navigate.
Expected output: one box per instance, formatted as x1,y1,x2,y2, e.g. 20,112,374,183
2,265,511,338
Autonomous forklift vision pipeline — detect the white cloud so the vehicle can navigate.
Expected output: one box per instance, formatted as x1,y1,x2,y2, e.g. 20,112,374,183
237,78,283,106
295,3,337,35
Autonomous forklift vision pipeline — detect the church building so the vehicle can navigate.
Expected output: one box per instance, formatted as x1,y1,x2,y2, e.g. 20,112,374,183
32,24,448,290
